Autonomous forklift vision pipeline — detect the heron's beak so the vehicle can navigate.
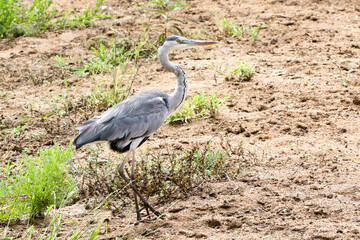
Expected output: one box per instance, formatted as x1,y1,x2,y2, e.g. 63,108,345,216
185,39,217,46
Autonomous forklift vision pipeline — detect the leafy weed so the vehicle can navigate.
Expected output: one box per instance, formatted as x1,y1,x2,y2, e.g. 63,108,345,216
0,143,78,223
166,92,228,123
212,61,256,81
215,16,260,41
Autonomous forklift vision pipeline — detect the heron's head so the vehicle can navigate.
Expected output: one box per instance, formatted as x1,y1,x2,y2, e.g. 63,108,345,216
160,35,217,51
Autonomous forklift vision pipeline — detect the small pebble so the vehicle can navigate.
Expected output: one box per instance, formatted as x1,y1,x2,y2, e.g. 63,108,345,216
353,96,360,105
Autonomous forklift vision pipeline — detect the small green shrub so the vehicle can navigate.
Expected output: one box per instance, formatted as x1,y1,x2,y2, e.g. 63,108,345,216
71,142,232,204
87,77,132,111
137,144,228,202
49,32,156,78
53,55,68,68
6,193,112,239
147,0,185,43
0,0,57,37
53,0,111,30
78,39,132,76
182,26,209,40
215,17,260,41
0,0,110,38
70,145,124,198
147,0,184,8
39,65,134,129
0,0,20,37
0,143,78,223
213,61,255,81
250,26,260,42
166,92,228,123
119,32,158,62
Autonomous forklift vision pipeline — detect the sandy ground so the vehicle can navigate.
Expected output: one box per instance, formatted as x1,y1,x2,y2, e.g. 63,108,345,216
1,0,360,239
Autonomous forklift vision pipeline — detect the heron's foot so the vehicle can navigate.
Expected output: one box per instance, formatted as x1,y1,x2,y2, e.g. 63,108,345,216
137,217,160,222
136,206,164,221
138,203,162,216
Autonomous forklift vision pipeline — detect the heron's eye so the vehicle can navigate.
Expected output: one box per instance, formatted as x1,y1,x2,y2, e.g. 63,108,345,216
176,39,186,44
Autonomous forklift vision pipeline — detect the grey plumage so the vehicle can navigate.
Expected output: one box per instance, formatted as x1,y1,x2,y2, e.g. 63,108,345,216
74,90,170,152
73,35,217,221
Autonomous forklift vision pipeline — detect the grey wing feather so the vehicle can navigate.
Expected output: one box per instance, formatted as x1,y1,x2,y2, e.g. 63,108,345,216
73,90,170,148
75,116,100,131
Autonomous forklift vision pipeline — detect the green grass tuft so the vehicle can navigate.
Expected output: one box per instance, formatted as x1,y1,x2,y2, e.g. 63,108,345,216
0,0,110,38
137,144,228,202
166,92,228,124
87,76,133,111
81,43,131,76
54,0,111,30
77,34,153,76
146,0,185,43
71,142,236,204
0,143,78,223
0,0,57,38
212,61,256,82
215,17,260,41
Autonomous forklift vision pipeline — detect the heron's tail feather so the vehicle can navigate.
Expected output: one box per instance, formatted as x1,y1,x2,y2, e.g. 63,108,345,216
73,125,103,149
75,117,100,131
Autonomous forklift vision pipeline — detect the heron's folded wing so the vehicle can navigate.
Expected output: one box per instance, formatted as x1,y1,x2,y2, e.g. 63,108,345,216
75,116,101,132
73,93,169,148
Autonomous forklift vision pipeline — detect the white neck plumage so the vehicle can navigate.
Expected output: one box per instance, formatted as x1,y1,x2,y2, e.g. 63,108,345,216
158,45,188,114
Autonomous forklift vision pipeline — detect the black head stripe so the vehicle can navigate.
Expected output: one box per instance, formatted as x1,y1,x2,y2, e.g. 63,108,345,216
166,35,179,41
161,35,181,46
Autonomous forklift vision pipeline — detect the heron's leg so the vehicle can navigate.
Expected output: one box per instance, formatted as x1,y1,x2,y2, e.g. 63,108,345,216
118,151,161,218
130,151,151,219
130,150,141,221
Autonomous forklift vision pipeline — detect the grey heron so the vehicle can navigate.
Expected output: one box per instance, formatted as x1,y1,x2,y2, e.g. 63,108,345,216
73,35,217,221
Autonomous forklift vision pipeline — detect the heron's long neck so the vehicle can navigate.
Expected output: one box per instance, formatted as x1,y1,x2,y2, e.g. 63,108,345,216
159,46,188,114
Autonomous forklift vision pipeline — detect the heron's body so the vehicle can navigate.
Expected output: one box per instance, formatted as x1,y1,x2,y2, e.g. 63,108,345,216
73,36,216,221
74,90,171,152
74,64,187,152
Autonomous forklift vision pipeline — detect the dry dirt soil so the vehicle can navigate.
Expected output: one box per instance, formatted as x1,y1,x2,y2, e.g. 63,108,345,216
1,0,360,239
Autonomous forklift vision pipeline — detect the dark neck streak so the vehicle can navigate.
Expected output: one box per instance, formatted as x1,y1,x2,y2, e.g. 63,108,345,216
173,65,187,111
